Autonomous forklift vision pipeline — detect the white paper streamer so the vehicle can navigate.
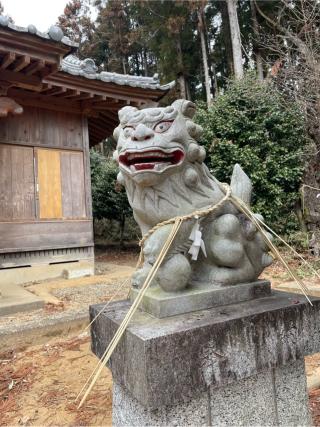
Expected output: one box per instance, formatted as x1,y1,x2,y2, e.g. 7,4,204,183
188,217,207,261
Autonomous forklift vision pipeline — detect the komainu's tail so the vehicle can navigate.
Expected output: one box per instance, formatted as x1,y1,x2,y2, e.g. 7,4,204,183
230,163,252,206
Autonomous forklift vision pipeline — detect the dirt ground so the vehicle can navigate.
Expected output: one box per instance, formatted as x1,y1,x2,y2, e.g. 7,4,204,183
0,334,111,426
2,338,320,427
1,246,320,426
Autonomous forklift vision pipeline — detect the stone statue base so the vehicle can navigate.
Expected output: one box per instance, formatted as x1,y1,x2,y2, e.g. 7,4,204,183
90,291,320,426
111,360,310,426
130,279,271,318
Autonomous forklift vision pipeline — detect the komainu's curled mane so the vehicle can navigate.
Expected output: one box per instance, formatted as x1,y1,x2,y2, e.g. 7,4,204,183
113,99,272,292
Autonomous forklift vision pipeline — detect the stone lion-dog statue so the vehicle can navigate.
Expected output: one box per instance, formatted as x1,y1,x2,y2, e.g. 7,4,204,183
113,99,272,292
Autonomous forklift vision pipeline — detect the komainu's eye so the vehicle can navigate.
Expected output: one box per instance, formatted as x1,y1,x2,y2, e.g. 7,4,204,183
123,126,134,138
154,121,173,133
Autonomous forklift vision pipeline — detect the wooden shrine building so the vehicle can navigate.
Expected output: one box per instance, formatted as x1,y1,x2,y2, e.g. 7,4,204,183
0,17,173,283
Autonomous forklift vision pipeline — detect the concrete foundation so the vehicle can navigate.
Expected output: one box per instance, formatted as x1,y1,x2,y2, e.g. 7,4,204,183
0,259,94,286
0,283,44,316
91,291,320,426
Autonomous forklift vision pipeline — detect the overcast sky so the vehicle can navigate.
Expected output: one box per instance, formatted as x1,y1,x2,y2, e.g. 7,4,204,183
2,0,76,32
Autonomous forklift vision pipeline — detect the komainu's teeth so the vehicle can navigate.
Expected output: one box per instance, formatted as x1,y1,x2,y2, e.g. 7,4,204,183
126,151,173,161
154,162,171,171
120,148,184,172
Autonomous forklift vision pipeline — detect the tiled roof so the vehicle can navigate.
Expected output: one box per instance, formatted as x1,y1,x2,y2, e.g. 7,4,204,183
0,15,78,48
61,55,175,91
0,16,175,92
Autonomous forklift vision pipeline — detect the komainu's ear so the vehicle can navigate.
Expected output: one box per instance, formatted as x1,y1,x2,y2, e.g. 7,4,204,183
118,106,138,124
113,125,121,142
171,99,196,119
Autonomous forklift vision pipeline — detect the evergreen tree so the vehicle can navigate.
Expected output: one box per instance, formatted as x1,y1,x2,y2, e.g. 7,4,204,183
129,1,203,99
195,75,307,233
58,0,95,58
90,150,132,246
254,0,320,248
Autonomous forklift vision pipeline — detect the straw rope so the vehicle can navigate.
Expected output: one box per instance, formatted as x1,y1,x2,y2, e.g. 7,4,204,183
77,185,233,407
83,277,130,333
77,182,315,407
77,217,184,408
225,187,313,305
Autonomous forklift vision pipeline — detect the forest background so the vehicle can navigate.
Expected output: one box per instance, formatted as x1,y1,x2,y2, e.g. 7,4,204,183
2,0,319,250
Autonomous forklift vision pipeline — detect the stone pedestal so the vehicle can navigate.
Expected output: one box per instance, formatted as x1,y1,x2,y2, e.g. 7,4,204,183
90,291,320,426
130,279,271,318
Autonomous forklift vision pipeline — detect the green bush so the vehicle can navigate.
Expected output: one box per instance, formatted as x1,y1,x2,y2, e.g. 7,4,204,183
90,150,133,245
94,217,140,244
195,75,308,234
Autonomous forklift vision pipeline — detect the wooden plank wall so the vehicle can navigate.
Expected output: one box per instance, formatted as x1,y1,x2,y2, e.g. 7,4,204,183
0,106,84,150
0,145,36,220
0,221,93,253
82,116,93,218
0,106,94,257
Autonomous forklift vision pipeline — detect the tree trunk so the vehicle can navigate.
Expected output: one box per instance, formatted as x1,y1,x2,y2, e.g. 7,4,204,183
122,56,127,74
186,80,191,100
199,2,217,97
135,53,140,75
176,35,187,99
301,151,320,256
295,200,308,233
226,0,244,79
220,0,234,77
143,49,148,76
119,214,126,249
177,75,186,99
198,9,211,106
250,0,264,80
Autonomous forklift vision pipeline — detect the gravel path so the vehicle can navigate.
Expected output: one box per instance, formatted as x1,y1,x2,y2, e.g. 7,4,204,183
52,281,130,308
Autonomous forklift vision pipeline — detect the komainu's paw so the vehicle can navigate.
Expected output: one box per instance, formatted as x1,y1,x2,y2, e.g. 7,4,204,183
131,264,152,288
158,254,191,292
207,212,273,283
209,214,245,268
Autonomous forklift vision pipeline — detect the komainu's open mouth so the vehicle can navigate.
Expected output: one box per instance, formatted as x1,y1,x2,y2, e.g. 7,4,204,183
119,148,184,172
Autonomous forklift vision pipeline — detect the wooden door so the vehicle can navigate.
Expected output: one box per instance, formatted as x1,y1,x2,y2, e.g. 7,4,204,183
60,151,86,219
37,148,62,219
36,148,86,220
0,144,36,220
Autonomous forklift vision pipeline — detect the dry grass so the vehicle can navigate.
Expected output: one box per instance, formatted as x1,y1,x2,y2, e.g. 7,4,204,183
263,249,320,287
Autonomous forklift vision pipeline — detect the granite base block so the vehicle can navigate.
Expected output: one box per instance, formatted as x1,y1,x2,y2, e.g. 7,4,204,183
90,291,320,426
112,360,311,426
112,382,210,427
